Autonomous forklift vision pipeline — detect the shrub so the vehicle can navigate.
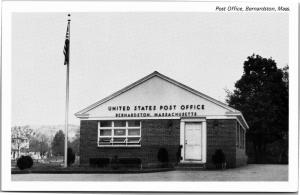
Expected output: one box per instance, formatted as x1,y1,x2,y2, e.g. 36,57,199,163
212,149,226,169
67,147,75,167
17,155,33,170
157,148,169,167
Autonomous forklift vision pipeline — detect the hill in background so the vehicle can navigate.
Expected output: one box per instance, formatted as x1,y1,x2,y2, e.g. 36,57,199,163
17,124,80,142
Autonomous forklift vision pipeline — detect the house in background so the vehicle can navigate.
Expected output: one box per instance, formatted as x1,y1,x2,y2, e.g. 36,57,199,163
75,71,248,169
11,135,29,159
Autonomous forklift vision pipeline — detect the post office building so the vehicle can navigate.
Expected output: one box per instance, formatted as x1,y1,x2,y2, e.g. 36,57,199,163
75,71,248,168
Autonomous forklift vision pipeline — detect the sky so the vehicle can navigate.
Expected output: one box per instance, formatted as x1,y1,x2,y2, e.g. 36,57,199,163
11,12,288,126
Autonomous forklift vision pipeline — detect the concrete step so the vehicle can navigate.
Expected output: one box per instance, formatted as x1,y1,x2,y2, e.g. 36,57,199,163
175,163,206,170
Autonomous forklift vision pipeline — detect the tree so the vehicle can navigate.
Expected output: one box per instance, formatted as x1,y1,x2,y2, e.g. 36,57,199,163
29,133,49,159
11,126,34,158
282,65,289,88
51,130,65,156
226,54,288,163
69,132,80,155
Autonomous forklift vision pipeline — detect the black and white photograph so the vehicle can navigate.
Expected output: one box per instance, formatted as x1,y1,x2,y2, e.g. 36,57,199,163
1,0,298,192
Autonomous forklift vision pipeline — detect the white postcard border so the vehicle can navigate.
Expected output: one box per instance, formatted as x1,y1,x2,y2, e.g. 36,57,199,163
1,1,298,192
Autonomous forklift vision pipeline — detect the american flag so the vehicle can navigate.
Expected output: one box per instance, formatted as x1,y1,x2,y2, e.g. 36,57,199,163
63,18,70,65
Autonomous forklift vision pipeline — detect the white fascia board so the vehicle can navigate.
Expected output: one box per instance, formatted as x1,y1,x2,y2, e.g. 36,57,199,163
78,115,248,130
206,115,248,130
78,116,181,120
224,113,249,129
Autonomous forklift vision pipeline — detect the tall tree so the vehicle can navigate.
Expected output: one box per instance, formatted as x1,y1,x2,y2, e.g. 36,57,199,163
51,130,65,156
227,54,288,163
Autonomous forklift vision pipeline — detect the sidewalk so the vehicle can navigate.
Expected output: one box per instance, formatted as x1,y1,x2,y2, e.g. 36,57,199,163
12,164,288,181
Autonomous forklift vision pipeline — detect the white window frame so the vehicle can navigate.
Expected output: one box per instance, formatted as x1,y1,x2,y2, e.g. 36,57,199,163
98,121,141,147
240,125,246,149
236,122,246,149
240,127,243,148
236,122,240,147
244,127,246,149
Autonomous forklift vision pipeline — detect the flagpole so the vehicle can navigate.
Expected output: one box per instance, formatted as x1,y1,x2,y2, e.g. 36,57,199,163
64,14,71,168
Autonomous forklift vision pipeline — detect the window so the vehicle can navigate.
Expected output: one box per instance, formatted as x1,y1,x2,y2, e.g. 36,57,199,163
240,128,243,148
236,122,240,147
98,120,141,147
241,128,244,148
241,128,246,149
236,122,246,149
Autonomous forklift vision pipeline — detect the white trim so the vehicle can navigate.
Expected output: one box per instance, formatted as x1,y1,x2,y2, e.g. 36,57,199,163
244,128,246,149
76,113,249,130
79,116,181,120
235,121,239,147
97,122,100,146
125,121,128,137
235,122,246,149
97,120,141,147
80,115,248,130
139,121,142,140
207,116,248,130
202,120,207,163
180,121,185,162
181,118,206,122
206,116,236,119
239,114,249,129
225,113,249,129
238,124,241,148
238,119,247,131
155,74,238,113
96,145,141,148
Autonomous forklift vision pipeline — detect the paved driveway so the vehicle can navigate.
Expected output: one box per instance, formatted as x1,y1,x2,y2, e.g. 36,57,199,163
12,164,288,181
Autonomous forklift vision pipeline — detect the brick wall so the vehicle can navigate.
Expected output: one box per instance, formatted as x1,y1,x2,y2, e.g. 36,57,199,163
80,118,247,168
80,119,180,168
236,147,247,167
206,119,248,168
206,119,237,168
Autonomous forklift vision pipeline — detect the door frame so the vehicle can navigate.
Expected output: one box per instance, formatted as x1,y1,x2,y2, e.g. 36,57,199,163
180,118,207,163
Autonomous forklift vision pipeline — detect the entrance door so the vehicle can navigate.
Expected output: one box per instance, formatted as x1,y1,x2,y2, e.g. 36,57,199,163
184,122,202,161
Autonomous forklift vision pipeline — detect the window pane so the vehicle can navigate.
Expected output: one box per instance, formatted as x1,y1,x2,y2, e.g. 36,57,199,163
127,137,140,144
100,121,112,127
113,137,126,144
114,121,126,127
128,129,140,136
128,121,140,127
100,129,112,136
114,129,126,136
240,129,242,146
99,138,112,145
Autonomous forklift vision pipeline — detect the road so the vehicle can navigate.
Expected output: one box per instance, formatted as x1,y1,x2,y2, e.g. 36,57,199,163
12,164,287,181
